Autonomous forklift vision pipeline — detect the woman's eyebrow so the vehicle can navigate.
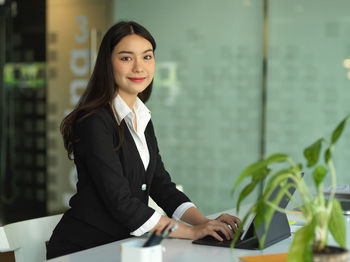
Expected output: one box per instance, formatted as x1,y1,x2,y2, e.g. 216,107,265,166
117,49,153,55
143,48,153,53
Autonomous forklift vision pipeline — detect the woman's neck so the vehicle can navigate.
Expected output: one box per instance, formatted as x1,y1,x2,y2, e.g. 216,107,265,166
118,91,137,110
117,91,138,131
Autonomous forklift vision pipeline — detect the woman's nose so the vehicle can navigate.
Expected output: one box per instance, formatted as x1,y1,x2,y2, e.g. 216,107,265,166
132,59,143,73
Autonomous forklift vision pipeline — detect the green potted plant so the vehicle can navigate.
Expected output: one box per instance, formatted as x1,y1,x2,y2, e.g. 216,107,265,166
232,114,350,262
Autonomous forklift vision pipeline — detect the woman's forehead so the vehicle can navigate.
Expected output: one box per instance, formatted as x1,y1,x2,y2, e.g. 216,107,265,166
113,34,153,53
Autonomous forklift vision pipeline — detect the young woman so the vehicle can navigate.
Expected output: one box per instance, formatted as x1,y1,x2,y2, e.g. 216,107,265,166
46,21,241,259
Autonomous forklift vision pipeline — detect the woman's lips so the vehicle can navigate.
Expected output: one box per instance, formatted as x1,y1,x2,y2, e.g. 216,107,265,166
128,77,146,82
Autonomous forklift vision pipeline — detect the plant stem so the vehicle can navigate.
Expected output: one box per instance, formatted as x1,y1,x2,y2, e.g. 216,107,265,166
316,146,337,249
327,156,336,214
284,189,303,212
266,201,302,216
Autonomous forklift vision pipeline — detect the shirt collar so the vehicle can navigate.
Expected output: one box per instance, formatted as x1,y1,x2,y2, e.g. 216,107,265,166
113,95,151,131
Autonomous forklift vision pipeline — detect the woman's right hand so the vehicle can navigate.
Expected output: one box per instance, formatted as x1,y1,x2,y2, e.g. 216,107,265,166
190,219,234,241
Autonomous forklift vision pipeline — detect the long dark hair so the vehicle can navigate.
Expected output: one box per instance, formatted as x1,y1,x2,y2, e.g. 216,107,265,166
61,21,156,159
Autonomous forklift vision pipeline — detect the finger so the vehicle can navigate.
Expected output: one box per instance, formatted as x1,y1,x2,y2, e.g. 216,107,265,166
215,213,227,221
166,222,178,234
229,220,239,233
233,216,242,226
216,213,237,223
227,224,235,237
161,222,171,234
209,220,234,240
206,221,230,240
232,216,243,233
217,223,232,240
210,231,224,242
159,221,175,235
217,215,239,233
225,225,234,239
228,216,242,231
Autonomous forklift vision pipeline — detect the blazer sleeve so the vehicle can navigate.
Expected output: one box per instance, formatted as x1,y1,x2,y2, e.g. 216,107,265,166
147,121,192,218
73,110,155,231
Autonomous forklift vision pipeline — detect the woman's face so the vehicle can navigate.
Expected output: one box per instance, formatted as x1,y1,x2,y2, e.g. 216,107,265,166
111,34,155,100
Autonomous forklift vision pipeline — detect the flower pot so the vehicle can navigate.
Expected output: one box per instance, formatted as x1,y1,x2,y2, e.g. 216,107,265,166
313,246,349,262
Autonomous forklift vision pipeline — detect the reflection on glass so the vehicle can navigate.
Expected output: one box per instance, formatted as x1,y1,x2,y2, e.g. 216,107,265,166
344,59,350,69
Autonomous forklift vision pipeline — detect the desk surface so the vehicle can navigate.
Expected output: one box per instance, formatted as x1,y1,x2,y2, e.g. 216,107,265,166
47,210,350,262
47,237,292,262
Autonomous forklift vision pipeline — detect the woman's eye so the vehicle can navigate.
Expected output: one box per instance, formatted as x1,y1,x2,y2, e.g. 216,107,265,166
144,55,152,60
121,57,131,61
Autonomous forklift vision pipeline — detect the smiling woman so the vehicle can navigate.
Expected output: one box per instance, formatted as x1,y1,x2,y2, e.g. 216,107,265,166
111,34,156,109
46,21,241,259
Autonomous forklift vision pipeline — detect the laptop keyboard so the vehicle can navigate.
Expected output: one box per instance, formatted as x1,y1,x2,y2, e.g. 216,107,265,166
193,232,244,248
192,231,260,249
198,235,235,246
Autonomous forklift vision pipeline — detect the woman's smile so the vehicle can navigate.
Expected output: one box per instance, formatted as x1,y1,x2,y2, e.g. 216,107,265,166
128,77,146,82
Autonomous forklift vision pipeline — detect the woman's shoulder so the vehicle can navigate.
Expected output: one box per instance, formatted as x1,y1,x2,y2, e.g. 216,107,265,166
75,106,116,130
145,119,156,137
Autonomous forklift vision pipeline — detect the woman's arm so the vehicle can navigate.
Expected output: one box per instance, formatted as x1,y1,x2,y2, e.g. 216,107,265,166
149,215,231,241
180,206,210,225
149,207,241,241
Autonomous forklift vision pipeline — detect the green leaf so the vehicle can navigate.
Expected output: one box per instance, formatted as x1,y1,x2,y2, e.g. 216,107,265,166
232,154,288,196
236,167,270,213
331,118,346,144
254,199,266,229
325,114,350,163
330,114,350,147
236,183,256,214
265,153,289,164
324,148,331,164
328,199,346,248
303,139,322,168
312,165,327,187
251,166,270,181
232,160,268,194
297,162,303,170
287,221,315,262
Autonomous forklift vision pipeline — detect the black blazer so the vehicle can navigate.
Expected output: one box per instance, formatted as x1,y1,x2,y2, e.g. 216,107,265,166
48,107,190,253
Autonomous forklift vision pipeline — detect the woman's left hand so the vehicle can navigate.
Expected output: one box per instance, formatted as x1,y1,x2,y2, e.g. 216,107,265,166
215,213,241,233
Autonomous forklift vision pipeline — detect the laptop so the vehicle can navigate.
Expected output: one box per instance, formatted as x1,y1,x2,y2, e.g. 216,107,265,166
192,176,299,250
340,200,350,215
324,184,350,215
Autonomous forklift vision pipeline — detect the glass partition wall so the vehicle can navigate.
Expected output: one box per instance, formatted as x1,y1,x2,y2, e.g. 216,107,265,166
266,0,350,188
113,0,265,215
112,0,350,214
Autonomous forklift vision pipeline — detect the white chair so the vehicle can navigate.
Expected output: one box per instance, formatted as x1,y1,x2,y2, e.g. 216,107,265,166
0,214,62,262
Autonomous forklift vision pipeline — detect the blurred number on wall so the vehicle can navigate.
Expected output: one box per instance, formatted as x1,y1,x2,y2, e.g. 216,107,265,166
46,0,111,213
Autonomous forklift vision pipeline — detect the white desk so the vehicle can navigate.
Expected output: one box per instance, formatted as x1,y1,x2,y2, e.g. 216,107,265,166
47,210,350,262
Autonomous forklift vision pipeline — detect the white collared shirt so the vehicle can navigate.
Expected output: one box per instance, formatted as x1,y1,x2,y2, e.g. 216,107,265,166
113,95,195,236
113,95,151,170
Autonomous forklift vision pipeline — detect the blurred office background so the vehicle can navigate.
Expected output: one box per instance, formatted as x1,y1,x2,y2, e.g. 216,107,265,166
0,0,349,225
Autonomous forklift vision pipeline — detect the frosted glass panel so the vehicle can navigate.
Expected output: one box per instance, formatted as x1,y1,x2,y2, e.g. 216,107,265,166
266,0,350,188
113,0,263,214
